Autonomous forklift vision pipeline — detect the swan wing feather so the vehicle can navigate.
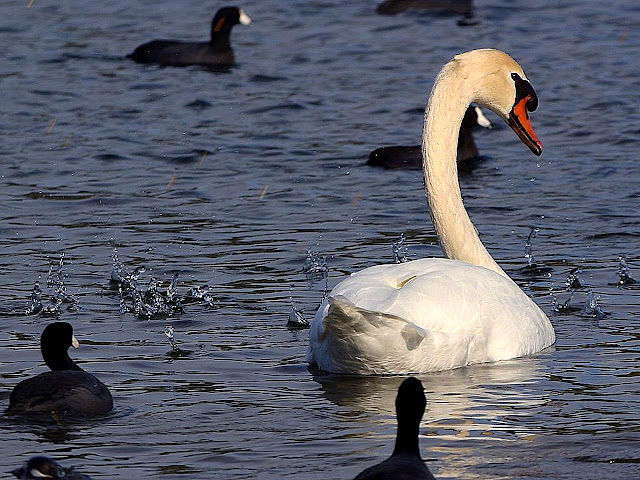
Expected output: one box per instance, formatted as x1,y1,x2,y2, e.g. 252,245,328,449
308,258,555,374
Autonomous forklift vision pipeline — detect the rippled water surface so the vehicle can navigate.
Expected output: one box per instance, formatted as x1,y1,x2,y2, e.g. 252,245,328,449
1,0,640,478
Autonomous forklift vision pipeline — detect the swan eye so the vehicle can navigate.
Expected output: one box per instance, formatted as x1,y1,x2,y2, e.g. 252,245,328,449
511,72,538,112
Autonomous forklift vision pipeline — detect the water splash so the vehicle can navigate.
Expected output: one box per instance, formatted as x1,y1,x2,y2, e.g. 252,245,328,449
48,253,79,308
164,325,179,352
184,284,216,307
118,285,129,314
111,250,181,319
166,273,179,302
615,256,636,286
163,325,191,358
566,267,583,289
303,248,328,280
24,281,43,315
392,233,409,264
320,275,329,305
551,291,578,313
24,254,79,316
580,290,606,319
549,266,588,315
110,248,126,284
41,297,63,317
141,277,184,319
287,305,310,329
112,249,214,319
519,227,552,276
524,227,539,267
110,248,145,294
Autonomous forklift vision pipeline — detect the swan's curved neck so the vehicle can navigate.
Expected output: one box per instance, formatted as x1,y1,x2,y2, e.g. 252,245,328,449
422,66,508,278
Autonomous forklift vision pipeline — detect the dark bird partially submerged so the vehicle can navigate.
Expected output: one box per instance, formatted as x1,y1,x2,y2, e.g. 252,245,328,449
6,322,113,417
377,0,473,16
127,6,251,67
367,105,492,169
11,456,92,480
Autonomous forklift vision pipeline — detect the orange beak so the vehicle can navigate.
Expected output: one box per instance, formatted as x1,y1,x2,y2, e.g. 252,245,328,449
507,94,543,156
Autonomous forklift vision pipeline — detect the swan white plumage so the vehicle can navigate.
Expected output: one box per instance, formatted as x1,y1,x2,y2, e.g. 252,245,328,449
307,49,556,375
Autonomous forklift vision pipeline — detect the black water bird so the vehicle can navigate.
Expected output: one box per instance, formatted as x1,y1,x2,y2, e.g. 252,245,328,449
6,322,113,416
367,105,492,169
377,0,473,16
127,6,251,67
11,456,92,480
354,377,436,480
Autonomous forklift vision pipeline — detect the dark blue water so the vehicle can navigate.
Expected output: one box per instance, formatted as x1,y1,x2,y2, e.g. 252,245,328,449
1,0,640,478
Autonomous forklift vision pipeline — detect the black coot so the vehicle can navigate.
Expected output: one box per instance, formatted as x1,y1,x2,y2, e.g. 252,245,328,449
354,377,436,480
7,322,113,417
127,6,251,67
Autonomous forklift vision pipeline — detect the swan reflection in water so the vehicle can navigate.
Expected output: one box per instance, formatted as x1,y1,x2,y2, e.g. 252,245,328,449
312,355,552,477
313,356,555,478
314,356,550,428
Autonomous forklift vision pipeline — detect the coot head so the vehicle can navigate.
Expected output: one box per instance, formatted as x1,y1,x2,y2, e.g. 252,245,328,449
11,456,65,479
41,322,80,371
396,377,426,426
211,6,252,34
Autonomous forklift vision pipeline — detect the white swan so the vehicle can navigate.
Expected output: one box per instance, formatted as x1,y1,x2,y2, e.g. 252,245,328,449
307,49,556,375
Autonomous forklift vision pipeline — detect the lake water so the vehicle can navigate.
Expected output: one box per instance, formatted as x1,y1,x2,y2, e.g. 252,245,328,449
1,0,639,478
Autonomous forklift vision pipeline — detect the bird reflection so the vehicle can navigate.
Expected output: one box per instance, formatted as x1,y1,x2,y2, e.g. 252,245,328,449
312,356,551,436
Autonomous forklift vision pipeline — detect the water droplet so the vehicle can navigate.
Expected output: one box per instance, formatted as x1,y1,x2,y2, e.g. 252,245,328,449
303,248,328,285
287,305,310,329
24,281,43,315
580,290,606,319
615,256,636,286
164,325,179,351
566,267,583,289
550,291,575,313
392,233,409,264
524,227,539,267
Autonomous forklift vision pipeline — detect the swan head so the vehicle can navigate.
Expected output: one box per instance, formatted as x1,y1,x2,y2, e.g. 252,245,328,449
449,49,543,156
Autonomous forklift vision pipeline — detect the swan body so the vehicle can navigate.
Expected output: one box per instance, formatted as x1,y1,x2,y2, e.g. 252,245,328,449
309,259,552,374
308,49,556,374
